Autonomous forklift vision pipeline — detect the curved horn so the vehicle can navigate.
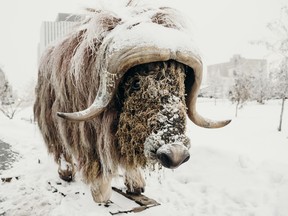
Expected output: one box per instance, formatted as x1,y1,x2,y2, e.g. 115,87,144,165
56,14,231,126
57,77,111,121
57,102,106,121
56,46,232,127
181,52,231,128
56,47,171,121
187,107,232,128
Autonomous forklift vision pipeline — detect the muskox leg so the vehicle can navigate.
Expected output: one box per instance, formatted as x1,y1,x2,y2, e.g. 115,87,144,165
124,168,146,194
57,152,75,182
90,177,112,203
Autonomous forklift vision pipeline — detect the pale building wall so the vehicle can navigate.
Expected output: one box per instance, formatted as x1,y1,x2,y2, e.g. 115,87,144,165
38,13,82,61
204,55,268,98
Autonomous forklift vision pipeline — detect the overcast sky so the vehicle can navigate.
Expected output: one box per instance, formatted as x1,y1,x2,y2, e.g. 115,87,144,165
0,0,286,92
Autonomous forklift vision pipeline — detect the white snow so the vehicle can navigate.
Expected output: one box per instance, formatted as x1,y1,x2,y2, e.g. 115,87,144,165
80,1,196,54
1,99,288,216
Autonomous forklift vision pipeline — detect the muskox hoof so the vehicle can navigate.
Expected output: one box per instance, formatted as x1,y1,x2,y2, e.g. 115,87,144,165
124,168,146,195
58,169,75,182
57,155,76,182
91,186,112,203
91,187,112,203
91,178,112,203
126,187,145,195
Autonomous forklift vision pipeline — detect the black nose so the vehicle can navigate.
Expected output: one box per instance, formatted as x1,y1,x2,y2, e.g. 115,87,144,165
156,144,190,169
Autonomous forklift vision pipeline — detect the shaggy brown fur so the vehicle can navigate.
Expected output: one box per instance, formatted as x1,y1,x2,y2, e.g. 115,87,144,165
34,15,122,183
34,5,191,183
34,4,197,202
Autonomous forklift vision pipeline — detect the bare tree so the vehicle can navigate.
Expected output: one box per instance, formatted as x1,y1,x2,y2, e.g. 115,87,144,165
266,6,288,131
0,70,21,119
207,74,225,105
0,99,22,119
252,6,288,131
249,61,270,104
249,5,288,131
270,58,288,131
228,71,252,117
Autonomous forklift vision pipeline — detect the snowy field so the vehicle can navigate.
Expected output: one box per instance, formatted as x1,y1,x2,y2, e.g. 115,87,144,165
1,98,288,216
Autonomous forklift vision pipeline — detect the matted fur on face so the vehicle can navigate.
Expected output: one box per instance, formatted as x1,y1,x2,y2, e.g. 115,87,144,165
117,60,191,169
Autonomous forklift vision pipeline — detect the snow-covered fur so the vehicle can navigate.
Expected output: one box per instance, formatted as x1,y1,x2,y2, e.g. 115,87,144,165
34,2,198,203
117,61,190,169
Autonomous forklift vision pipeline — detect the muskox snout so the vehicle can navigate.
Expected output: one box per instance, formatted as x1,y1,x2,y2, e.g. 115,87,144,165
156,144,190,169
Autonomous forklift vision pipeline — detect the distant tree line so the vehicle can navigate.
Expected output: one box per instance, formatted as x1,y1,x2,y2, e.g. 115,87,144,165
227,64,283,116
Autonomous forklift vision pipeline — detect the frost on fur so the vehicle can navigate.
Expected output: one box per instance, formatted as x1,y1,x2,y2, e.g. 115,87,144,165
144,95,190,161
117,60,190,169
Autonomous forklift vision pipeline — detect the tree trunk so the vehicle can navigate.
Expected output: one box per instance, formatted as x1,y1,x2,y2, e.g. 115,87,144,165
278,97,285,132
235,100,239,117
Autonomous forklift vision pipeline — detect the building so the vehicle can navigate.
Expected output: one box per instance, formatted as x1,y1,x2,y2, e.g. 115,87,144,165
38,13,82,60
202,55,268,98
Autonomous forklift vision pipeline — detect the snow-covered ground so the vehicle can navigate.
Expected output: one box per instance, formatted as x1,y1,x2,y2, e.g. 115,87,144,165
1,99,288,216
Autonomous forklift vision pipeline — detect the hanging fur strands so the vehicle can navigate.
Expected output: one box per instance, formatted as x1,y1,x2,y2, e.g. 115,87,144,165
34,1,231,204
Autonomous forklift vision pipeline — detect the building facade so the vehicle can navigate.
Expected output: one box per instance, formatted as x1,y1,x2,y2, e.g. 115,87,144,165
38,13,81,60
203,55,268,98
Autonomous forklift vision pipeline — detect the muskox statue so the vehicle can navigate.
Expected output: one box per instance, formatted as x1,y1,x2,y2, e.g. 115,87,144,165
34,2,231,203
